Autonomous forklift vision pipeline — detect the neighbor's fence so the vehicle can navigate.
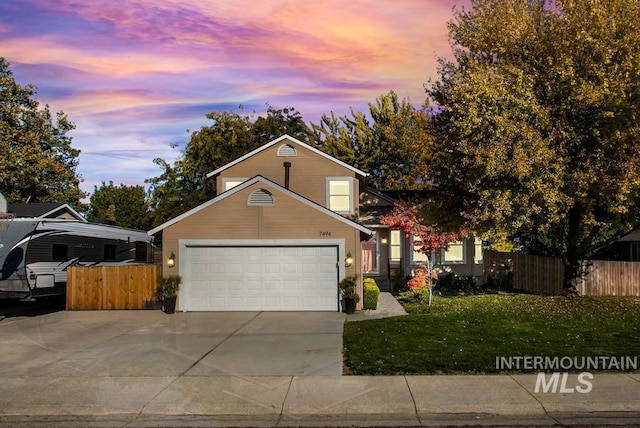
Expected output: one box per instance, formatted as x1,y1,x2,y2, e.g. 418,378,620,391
67,264,162,310
483,250,640,296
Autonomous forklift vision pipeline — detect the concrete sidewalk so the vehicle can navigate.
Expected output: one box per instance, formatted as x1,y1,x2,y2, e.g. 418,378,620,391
1,373,639,427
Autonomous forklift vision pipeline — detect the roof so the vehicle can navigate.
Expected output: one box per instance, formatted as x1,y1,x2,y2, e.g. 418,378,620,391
205,134,369,179
7,203,86,222
148,175,373,236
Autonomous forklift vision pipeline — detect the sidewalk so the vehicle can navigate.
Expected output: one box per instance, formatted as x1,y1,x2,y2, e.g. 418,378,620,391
1,373,639,427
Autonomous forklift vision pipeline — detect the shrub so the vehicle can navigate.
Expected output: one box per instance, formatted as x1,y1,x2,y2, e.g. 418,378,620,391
363,278,380,310
339,275,360,303
157,275,182,298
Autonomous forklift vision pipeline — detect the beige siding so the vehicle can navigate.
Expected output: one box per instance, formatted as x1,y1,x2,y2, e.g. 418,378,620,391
216,141,360,211
161,182,365,307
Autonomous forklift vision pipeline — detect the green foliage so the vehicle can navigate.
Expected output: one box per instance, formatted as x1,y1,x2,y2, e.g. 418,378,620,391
339,275,360,303
363,278,380,310
146,106,312,227
87,181,151,230
427,0,640,290
157,275,181,298
434,274,480,295
344,294,640,374
312,91,434,190
0,57,85,206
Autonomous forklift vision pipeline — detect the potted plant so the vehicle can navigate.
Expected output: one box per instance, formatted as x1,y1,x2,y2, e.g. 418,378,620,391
157,275,181,314
339,275,360,314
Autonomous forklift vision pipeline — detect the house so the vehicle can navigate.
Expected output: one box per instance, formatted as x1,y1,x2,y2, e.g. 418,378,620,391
149,135,372,312
7,201,85,222
358,189,484,291
149,135,484,312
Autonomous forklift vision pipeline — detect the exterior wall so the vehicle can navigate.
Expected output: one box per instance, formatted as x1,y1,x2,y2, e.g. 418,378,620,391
216,140,361,213
161,182,365,307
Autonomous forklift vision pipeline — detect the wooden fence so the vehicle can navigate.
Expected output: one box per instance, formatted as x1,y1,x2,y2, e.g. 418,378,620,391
483,250,640,296
66,264,162,310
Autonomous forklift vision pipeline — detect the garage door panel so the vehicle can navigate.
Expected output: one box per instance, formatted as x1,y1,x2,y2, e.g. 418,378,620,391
184,245,338,311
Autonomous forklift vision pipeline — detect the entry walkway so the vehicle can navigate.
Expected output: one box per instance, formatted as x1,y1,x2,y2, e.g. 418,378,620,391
346,292,408,321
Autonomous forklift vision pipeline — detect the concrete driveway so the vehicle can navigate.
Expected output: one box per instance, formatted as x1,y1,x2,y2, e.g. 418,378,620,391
0,309,347,378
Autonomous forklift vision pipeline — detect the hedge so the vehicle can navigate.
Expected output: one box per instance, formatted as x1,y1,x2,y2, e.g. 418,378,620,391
363,278,380,310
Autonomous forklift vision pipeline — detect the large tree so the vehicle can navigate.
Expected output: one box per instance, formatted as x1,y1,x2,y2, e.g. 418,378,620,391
146,106,312,226
312,91,433,190
0,57,84,205
87,181,151,230
427,0,640,292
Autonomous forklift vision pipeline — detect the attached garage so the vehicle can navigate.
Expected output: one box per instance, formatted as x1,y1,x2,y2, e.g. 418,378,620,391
181,241,341,311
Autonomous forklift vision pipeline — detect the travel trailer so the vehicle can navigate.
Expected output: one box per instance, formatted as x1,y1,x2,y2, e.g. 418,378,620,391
0,216,153,300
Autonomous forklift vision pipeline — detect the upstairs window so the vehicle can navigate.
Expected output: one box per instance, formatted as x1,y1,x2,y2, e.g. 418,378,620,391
222,178,247,192
327,177,353,213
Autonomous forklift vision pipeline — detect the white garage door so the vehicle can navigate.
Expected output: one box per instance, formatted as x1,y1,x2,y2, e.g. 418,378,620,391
183,245,339,311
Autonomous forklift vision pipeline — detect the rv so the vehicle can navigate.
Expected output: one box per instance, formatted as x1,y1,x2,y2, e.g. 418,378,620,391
0,218,153,300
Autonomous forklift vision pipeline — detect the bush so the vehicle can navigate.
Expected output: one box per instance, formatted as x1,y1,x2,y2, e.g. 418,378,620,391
434,273,479,295
363,278,380,310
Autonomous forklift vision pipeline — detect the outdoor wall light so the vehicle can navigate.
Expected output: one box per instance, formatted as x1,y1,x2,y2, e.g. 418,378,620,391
380,237,388,245
345,252,354,267
167,252,176,268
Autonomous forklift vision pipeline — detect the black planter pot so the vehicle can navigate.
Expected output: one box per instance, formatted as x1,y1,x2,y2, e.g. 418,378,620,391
343,297,357,314
163,296,177,314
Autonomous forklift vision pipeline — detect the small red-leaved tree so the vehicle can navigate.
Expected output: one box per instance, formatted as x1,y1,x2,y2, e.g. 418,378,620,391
380,199,467,303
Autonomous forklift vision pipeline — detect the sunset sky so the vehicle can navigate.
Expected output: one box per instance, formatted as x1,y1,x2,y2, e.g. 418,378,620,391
1,0,466,197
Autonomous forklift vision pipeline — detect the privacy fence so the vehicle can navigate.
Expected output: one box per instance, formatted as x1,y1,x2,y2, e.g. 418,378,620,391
483,250,640,296
66,264,162,310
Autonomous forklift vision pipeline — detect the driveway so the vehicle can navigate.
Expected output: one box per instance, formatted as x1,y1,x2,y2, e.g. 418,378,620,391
0,309,347,378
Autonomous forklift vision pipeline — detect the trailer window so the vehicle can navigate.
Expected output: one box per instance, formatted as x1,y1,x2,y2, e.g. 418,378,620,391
52,244,68,261
104,244,117,260
135,242,147,262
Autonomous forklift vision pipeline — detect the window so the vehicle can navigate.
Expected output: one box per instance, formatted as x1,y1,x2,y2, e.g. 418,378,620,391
412,238,428,264
135,242,148,262
222,178,247,191
390,230,401,262
52,244,68,261
474,238,483,264
327,177,353,213
442,240,465,264
104,244,117,260
362,232,379,274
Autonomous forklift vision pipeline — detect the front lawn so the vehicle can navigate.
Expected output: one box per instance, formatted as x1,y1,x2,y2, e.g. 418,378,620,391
343,293,640,375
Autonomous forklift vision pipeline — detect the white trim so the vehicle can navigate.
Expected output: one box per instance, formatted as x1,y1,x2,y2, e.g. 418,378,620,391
178,238,346,312
206,135,368,178
326,177,354,214
441,240,466,265
149,175,372,235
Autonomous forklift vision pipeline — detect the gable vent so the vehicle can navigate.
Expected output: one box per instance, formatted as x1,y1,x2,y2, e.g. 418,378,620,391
277,144,297,157
248,188,274,206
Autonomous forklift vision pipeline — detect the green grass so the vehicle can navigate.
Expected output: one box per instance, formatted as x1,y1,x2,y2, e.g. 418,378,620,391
343,293,640,375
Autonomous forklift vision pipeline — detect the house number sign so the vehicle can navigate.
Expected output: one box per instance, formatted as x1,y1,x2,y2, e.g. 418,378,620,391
319,231,332,236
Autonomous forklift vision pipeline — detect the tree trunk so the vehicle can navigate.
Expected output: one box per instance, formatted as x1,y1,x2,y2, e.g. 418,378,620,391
562,205,583,297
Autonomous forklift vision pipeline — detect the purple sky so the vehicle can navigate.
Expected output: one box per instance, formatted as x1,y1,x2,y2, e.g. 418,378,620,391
1,0,465,197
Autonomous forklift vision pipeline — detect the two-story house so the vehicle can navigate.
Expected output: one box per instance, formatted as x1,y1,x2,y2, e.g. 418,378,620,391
149,135,373,312
149,134,483,312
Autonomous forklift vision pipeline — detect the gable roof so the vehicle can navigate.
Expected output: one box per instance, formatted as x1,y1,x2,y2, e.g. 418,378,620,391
148,175,373,236
205,134,369,179
7,202,86,222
